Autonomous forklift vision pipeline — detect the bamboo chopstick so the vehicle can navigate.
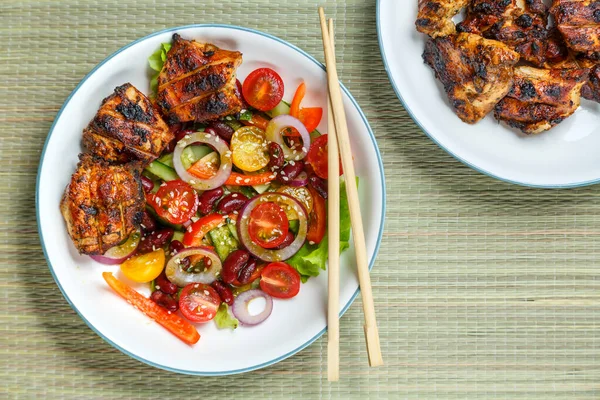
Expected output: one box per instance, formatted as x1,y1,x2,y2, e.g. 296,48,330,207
318,7,384,367
326,17,341,382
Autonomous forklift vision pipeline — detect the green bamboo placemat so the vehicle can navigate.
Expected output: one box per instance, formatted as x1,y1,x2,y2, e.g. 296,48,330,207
1,0,599,398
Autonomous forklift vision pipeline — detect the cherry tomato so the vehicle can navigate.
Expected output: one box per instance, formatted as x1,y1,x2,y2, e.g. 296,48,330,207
183,213,227,247
230,126,269,172
298,107,323,132
179,283,221,323
306,134,342,179
147,180,199,225
306,186,326,245
248,202,289,249
120,249,165,283
260,262,301,299
242,68,284,111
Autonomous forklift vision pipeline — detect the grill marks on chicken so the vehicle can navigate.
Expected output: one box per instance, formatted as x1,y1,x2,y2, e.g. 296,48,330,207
156,34,243,124
416,0,470,38
551,0,600,57
82,83,172,164
457,0,575,67
494,66,589,133
61,155,145,255
423,33,520,123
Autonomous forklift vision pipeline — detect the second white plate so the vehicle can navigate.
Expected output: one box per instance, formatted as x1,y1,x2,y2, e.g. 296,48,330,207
378,0,600,188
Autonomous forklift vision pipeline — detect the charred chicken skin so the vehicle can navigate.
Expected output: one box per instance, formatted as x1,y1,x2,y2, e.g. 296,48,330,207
495,66,589,134
156,34,243,124
82,83,172,165
551,0,600,57
61,154,145,255
423,32,520,123
458,0,574,67
416,0,470,38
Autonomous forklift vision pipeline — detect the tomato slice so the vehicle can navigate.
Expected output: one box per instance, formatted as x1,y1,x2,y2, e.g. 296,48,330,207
248,202,289,249
230,126,269,172
179,283,221,323
306,186,326,245
183,214,227,247
242,68,284,111
277,185,313,218
147,180,199,225
306,134,342,180
120,248,165,283
102,272,200,345
260,262,301,299
298,107,323,132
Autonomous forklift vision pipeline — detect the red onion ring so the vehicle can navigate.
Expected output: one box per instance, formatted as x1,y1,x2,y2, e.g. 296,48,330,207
237,193,308,262
265,115,310,161
165,246,222,286
232,289,273,326
90,232,140,265
288,171,308,187
173,132,233,191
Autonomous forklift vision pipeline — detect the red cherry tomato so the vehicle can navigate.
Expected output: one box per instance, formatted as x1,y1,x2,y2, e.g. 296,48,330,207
248,202,289,249
260,262,301,299
306,186,326,245
306,134,343,180
242,68,284,111
147,180,199,225
179,283,221,323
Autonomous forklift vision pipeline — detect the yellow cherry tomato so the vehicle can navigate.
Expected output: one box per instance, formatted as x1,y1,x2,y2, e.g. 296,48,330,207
231,126,270,172
276,185,313,220
120,249,165,283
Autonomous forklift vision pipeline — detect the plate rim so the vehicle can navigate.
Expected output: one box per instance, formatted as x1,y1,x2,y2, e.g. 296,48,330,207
35,23,387,376
376,0,600,189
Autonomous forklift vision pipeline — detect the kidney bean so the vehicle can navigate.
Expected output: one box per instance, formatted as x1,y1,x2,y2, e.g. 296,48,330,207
211,281,234,306
275,231,296,250
267,142,285,170
278,160,304,183
237,258,258,285
207,121,235,142
309,174,328,199
217,192,249,214
150,290,179,312
168,239,185,255
155,271,178,295
137,228,174,254
140,211,157,233
198,187,224,215
165,140,176,153
222,249,250,284
141,176,155,193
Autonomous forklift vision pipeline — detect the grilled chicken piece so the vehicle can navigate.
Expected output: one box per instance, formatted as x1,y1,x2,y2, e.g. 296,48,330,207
61,154,145,255
156,34,243,124
578,55,600,101
458,0,574,67
82,83,172,165
416,0,470,38
423,33,520,123
551,0,600,57
495,66,589,134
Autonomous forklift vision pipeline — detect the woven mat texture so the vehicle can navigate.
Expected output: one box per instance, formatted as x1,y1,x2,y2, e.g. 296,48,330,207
1,0,599,398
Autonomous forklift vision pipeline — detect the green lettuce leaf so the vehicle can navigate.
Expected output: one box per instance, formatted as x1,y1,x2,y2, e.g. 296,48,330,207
214,303,238,330
148,42,172,93
287,178,355,282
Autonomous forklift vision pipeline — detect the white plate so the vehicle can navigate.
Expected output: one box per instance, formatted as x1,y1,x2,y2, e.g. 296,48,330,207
36,25,385,375
377,0,600,188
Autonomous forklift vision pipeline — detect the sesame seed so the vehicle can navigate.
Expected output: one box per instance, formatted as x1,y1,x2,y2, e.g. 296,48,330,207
205,134,211,139
140,224,146,229
232,193,238,198
155,285,160,290
184,134,191,139
244,178,250,183
295,156,300,161
233,210,239,215
220,242,225,246
289,160,295,166
204,290,210,296
152,246,156,251
201,305,207,309
269,174,276,179
194,284,199,288
283,177,289,181
301,147,307,152
168,311,172,314
309,241,315,245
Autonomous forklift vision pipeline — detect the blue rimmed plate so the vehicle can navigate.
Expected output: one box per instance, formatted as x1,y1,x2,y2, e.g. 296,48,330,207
36,25,385,375
377,0,600,188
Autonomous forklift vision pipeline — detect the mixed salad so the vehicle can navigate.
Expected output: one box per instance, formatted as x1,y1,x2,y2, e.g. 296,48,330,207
97,42,352,345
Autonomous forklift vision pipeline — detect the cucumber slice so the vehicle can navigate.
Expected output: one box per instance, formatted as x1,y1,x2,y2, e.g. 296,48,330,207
227,220,239,241
157,152,174,168
172,231,185,242
208,224,239,262
267,100,290,118
253,183,270,194
145,161,179,182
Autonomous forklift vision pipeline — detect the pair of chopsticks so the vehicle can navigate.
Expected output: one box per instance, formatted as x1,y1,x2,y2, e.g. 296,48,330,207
319,7,383,381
